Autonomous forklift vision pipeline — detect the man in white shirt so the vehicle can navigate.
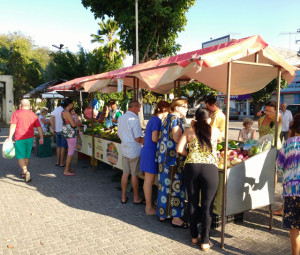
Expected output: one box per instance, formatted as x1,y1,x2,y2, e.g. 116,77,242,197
50,103,68,167
280,102,293,143
118,100,144,204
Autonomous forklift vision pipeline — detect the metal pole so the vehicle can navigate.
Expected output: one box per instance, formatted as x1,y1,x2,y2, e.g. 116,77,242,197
177,80,180,97
135,0,139,65
269,67,281,231
80,91,83,119
91,92,95,172
221,61,232,248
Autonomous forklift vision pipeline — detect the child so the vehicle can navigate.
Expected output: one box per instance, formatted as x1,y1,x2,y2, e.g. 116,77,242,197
70,108,81,134
276,113,300,255
238,118,256,141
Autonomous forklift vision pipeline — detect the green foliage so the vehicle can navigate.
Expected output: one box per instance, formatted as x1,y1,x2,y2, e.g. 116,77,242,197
142,90,165,105
81,0,196,64
91,19,126,61
0,32,51,104
176,82,218,107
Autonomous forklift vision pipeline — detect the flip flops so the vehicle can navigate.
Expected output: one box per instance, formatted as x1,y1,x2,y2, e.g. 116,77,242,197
63,173,76,176
171,222,189,229
121,196,128,204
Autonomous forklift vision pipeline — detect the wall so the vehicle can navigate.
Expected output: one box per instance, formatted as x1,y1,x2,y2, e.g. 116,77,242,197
0,75,14,124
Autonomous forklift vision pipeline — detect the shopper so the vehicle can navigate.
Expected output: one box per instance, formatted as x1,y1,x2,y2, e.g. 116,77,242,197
279,102,293,143
177,108,221,251
156,98,188,228
8,99,44,182
237,118,256,141
84,103,98,120
61,99,81,176
117,100,144,204
140,101,170,215
276,113,300,255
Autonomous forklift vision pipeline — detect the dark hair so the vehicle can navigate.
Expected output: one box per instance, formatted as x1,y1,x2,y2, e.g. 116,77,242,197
128,100,140,108
265,100,277,109
154,100,170,115
61,98,73,109
193,108,212,151
109,100,117,106
205,96,218,107
290,113,300,134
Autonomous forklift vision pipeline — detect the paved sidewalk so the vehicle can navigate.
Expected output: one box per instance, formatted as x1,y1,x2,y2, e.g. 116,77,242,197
0,128,290,255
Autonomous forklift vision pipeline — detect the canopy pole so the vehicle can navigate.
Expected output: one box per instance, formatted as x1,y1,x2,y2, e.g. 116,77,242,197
221,61,232,248
177,80,180,97
80,91,83,120
91,92,95,172
133,78,136,100
269,67,282,230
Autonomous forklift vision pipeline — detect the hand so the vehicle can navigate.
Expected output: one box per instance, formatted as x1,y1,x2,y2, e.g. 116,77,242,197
7,137,12,142
39,137,44,145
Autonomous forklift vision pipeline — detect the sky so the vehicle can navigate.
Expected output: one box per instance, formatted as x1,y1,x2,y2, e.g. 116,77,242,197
1,0,300,67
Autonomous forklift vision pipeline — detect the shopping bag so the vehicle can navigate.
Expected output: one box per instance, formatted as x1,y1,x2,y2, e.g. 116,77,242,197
2,139,15,159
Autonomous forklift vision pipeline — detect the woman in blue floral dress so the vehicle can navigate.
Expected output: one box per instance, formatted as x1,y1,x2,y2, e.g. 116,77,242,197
156,98,189,228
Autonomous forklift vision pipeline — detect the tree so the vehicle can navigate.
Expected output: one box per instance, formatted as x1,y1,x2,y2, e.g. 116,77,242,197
0,32,50,104
81,0,196,64
251,78,287,114
177,82,218,107
91,19,126,61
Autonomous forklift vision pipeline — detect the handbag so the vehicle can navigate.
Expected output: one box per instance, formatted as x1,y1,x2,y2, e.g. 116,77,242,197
62,123,77,138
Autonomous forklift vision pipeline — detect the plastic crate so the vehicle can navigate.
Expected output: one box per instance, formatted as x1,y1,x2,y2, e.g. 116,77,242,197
37,137,52,158
211,213,244,229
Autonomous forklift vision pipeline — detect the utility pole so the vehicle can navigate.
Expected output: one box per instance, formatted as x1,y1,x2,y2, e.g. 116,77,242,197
279,28,300,50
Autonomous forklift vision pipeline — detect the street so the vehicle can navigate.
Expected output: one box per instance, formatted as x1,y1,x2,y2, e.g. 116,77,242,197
0,124,290,255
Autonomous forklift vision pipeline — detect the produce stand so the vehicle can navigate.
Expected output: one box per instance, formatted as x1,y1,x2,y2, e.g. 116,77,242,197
77,134,123,170
48,35,297,248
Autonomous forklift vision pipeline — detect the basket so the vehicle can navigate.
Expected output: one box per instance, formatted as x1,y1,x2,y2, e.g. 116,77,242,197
37,137,52,158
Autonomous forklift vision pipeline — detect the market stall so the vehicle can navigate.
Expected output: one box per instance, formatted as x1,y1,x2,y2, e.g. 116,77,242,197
48,35,297,247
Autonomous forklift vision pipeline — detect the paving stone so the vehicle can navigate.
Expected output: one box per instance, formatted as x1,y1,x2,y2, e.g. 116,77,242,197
0,128,292,254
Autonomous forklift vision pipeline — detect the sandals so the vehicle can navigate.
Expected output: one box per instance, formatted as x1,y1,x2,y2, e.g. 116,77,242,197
201,240,213,251
171,222,189,229
191,237,200,246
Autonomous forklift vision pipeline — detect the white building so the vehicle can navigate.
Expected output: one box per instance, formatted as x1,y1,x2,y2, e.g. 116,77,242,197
0,75,14,125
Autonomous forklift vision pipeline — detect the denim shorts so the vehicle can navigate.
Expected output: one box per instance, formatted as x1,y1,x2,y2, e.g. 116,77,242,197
56,132,68,148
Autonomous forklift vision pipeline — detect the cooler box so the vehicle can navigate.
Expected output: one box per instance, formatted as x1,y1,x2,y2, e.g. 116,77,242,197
37,137,52,158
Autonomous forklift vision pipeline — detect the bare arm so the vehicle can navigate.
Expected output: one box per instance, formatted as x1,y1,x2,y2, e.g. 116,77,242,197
40,117,49,124
176,131,188,156
172,126,183,144
251,129,256,140
37,126,44,145
152,130,159,143
8,124,16,141
237,130,242,141
50,116,55,132
135,137,144,144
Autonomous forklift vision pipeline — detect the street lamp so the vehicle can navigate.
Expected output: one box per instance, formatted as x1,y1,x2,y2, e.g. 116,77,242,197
52,44,64,51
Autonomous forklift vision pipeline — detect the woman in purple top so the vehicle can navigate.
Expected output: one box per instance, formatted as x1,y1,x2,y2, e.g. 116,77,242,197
140,101,170,215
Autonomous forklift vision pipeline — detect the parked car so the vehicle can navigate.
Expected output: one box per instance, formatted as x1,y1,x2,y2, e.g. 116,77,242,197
223,107,240,120
286,104,300,117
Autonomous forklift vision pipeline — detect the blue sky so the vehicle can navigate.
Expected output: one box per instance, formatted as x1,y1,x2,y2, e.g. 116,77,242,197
1,0,299,67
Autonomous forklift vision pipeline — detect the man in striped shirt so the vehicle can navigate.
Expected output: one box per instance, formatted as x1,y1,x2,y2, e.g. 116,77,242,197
118,100,145,204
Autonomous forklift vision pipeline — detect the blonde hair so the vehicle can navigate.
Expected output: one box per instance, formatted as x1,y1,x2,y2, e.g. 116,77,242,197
243,118,253,127
169,98,188,113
